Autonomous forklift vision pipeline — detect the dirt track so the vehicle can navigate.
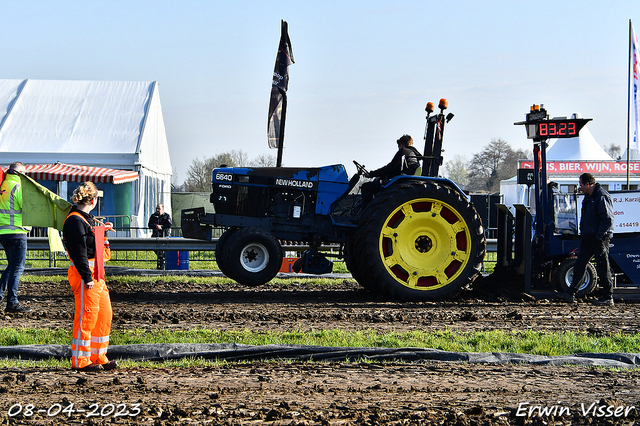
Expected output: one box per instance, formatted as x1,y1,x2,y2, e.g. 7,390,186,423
0,275,639,425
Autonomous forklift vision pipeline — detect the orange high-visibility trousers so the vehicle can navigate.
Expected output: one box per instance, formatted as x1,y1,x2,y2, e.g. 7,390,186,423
69,261,112,369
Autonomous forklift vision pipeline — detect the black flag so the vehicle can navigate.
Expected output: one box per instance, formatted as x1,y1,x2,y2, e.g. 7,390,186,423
268,20,294,150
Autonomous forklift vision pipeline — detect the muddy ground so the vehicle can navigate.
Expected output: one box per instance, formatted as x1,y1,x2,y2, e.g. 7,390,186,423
0,273,639,425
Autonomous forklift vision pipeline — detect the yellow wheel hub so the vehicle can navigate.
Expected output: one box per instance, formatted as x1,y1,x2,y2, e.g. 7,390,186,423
378,198,472,290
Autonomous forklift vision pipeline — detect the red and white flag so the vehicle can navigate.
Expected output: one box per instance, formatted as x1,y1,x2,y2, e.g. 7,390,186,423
631,21,640,151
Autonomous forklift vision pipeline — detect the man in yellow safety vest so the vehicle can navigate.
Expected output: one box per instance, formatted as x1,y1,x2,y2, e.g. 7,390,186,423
0,162,32,313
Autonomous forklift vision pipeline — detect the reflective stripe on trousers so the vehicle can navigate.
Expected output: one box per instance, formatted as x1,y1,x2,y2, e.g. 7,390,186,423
68,262,112,369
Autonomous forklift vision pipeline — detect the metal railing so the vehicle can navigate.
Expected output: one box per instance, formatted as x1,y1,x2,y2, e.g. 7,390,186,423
3,234,499,270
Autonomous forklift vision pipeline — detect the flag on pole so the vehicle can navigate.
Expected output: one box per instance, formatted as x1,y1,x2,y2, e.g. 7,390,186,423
17,172,72,253
19,173,71,231
268,20,294,149
631,21,640,152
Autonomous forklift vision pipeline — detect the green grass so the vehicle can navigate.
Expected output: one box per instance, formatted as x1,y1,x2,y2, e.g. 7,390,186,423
4,249,497,273
1,327,638,358
18,274,348,288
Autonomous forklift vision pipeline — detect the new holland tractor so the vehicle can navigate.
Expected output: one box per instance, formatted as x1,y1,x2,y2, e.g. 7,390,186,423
182,100,487,302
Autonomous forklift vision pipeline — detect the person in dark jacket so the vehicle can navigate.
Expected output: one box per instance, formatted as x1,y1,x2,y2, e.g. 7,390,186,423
148,204,172,269
560,173,615,305
148,204,172,237
361,135,421,209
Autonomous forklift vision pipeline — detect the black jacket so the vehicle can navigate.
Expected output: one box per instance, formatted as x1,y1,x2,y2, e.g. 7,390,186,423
148,212,172,237
580,183,614,240
63,207,99,284
370,146,421,180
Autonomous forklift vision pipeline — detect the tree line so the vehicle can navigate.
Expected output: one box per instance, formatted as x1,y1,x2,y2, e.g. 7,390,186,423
174,140,621,195
444,139,622,193
174,150,276,192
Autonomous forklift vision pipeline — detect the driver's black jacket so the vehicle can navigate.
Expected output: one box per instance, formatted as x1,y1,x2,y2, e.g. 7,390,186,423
369,146,421,180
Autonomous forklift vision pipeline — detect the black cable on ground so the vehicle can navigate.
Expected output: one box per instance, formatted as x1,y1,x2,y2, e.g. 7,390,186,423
0,343,638,368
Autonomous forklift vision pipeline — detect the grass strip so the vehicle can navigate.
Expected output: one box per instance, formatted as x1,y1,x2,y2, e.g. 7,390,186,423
19,274,348,286
0,327,638,357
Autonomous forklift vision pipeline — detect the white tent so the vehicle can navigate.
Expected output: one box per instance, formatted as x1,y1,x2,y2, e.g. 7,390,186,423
500,117,640,209
0,79,172,233
546,115,613,161
621,147,640,160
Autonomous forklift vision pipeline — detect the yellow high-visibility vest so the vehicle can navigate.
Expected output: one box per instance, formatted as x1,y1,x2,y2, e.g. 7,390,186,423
0,174,28,236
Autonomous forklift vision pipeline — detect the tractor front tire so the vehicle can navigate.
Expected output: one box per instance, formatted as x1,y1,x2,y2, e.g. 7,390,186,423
215,228,238,280
223,227,283,287
354,181,486,301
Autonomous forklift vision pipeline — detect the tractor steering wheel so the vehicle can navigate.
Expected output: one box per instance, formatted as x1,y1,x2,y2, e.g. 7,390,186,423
353,160,369,176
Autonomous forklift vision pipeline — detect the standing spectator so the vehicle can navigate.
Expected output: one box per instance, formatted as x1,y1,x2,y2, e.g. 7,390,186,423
148,203,172,269
0,162,32,313
559,173,615,306
63,181,117,371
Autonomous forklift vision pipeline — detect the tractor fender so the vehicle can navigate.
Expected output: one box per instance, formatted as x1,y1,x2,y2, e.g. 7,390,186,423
382,176,468,199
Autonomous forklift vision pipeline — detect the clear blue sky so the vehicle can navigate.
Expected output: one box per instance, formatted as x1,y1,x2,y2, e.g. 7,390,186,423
0,1,636,184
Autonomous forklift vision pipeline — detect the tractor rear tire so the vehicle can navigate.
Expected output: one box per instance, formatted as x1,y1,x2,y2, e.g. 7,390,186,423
344,240,373,290
354,181,485,301
215,228,238,280
554,257,597,297
223,227,283,287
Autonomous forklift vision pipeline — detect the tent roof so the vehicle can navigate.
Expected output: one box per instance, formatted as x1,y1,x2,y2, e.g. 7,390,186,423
0,79,173,176
0,79,154,155
24,163,139,185
546,117,612,161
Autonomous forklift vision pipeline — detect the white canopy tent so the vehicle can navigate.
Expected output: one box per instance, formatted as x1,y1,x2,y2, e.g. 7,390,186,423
0,79,172,233
621,148,640,160
545,115,613,161
501,118,640,210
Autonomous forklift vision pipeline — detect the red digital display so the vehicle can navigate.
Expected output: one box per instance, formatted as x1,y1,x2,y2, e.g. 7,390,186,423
515,113,591,140
538,121,577,138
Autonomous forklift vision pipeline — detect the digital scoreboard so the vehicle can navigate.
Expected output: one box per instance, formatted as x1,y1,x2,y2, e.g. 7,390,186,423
514,105,592,140
526,119,591,139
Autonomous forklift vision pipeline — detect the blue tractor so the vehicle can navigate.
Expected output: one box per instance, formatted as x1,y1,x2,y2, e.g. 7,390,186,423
182,100,487,302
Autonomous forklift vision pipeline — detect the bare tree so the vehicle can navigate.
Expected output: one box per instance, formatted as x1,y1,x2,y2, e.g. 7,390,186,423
443,154,469,187
467,138,529,193
183,157,217,192
182,150,275,192
604,143,621,160
250,154,276,167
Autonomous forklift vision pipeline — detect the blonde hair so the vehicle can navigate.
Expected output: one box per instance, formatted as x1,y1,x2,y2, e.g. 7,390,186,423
72,182,98,205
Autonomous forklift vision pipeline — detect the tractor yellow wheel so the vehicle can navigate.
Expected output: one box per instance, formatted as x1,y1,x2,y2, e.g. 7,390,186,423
378,197,472,290
354,182,485,301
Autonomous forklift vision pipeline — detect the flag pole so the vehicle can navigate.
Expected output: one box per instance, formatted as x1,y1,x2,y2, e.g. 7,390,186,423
276,87,287,167
627,19,632,189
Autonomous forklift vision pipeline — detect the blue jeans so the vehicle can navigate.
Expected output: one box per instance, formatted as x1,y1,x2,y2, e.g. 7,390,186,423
0,238,27,306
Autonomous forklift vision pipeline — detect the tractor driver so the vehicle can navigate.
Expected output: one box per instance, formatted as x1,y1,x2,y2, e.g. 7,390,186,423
360,134,421,209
